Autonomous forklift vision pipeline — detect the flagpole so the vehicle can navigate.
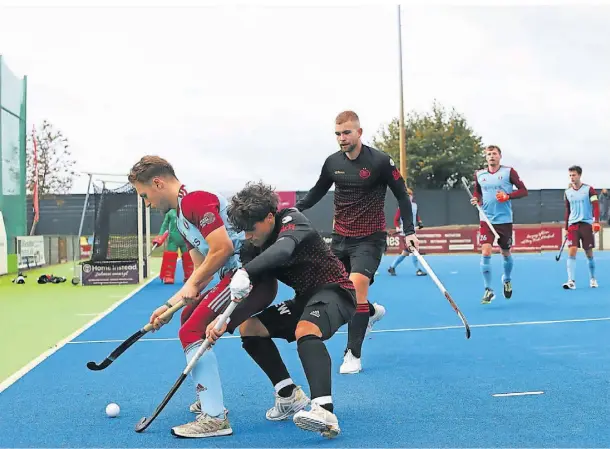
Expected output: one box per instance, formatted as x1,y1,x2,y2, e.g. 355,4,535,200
29,125,39,235
398,4,407,182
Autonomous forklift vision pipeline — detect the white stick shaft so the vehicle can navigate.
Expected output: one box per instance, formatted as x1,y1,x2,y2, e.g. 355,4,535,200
412,249,446,293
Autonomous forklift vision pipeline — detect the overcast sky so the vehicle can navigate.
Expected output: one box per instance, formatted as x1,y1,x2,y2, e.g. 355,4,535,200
1,1,609,194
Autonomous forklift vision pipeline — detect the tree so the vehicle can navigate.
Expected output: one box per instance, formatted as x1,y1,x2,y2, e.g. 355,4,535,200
26,120,76,196
371,101,486,189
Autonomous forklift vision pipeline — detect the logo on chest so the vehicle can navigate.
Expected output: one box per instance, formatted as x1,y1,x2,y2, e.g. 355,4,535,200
359,168,371,179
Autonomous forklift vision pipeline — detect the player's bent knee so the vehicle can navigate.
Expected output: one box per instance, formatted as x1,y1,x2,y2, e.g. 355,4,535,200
295,320,322,341
178,324,200,350
238,317,270,338
349,273,370,300
481,244,492,257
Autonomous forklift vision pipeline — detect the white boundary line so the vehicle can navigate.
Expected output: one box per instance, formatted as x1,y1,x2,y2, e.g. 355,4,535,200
0,276,158,394
66,316,610,345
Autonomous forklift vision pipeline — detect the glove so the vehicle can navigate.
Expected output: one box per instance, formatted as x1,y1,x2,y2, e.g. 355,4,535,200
153,231,169,246
229,268,252,302
592,222,601,233
496,191,510,203
417,221,424,229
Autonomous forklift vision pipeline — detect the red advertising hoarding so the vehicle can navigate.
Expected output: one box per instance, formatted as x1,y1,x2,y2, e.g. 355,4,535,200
385,224,563,255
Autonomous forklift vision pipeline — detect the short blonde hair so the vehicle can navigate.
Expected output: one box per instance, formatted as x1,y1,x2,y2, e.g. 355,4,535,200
335,110,360,126
128,156,176,184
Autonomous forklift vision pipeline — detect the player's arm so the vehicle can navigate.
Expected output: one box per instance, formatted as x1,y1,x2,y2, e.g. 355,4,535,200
564,193,571,230
472,172,482,205
159,211,170,234
179,192,234,291
294,159,334,212
508,168,528,199
382,156,415,236
589,187,601,230
242,212,313,277
393,208,401,229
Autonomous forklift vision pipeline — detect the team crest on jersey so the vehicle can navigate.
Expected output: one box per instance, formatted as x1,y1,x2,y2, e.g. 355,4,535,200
359,168,371,179
282,215,293,224
183,218,190,229
200,212,216,227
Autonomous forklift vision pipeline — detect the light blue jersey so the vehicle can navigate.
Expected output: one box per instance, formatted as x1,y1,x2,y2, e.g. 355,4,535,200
475,166,527,225
176,185,245,273
565,184,597,225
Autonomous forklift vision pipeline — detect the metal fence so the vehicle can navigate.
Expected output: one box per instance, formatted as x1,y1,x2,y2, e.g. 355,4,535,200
26,188,600,238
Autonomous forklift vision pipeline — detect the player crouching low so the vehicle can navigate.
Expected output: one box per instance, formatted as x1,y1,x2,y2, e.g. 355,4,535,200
562,165,600,289
388,187,426,277
206,181,357,439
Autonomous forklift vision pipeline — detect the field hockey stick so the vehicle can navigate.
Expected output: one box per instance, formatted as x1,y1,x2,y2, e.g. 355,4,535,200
409,245,471,339
556,233,568,262
135,297,239,433
86,299,186,371
460,177,501,245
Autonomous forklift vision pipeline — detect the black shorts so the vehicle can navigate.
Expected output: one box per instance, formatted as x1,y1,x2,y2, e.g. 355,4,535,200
256,286,356,343
331,231,387,284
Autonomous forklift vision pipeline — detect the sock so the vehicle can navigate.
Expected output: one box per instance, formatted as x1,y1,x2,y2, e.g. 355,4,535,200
567,255,576,281
297,335,333,413
368,301,375,316
346,303,370,358
411,254,420,270
241,337,294,396
502,254,514,281
587,256,595,279
185,344,225,418
391,255,406,269
480,255,492,289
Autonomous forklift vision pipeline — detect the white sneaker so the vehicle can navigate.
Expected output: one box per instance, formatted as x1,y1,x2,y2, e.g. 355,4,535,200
293,402,341,439
590,278,598,288
265,385,310,421
170,412,233,438
365,302,385,336
563,280,576,290
339,349,361,374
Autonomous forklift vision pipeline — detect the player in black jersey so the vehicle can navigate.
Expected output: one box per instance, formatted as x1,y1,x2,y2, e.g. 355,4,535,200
295,110,419,374
205,181,356,439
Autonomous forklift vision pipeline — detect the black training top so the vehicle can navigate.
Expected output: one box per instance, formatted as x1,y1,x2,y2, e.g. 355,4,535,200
239,209,355,300
295,144,415,237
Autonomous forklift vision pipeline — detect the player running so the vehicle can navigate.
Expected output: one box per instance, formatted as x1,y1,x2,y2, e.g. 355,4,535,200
128,156,278,438
562,165,601,289
388,187,426,276
206,181,356,439
471,145,528,304
295,110,419,375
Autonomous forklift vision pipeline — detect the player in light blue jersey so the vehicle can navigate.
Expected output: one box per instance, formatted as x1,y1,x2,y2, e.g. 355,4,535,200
388,187,426,276
562,165,601,289
128,156,278,438
471,145,528,304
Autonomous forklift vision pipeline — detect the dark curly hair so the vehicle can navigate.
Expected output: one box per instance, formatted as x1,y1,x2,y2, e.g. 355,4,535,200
228,181,279,232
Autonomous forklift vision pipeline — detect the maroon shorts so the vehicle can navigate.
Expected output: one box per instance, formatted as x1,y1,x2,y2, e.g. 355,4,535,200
178,273,278,349
479,221,513,250
567,223,595,250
